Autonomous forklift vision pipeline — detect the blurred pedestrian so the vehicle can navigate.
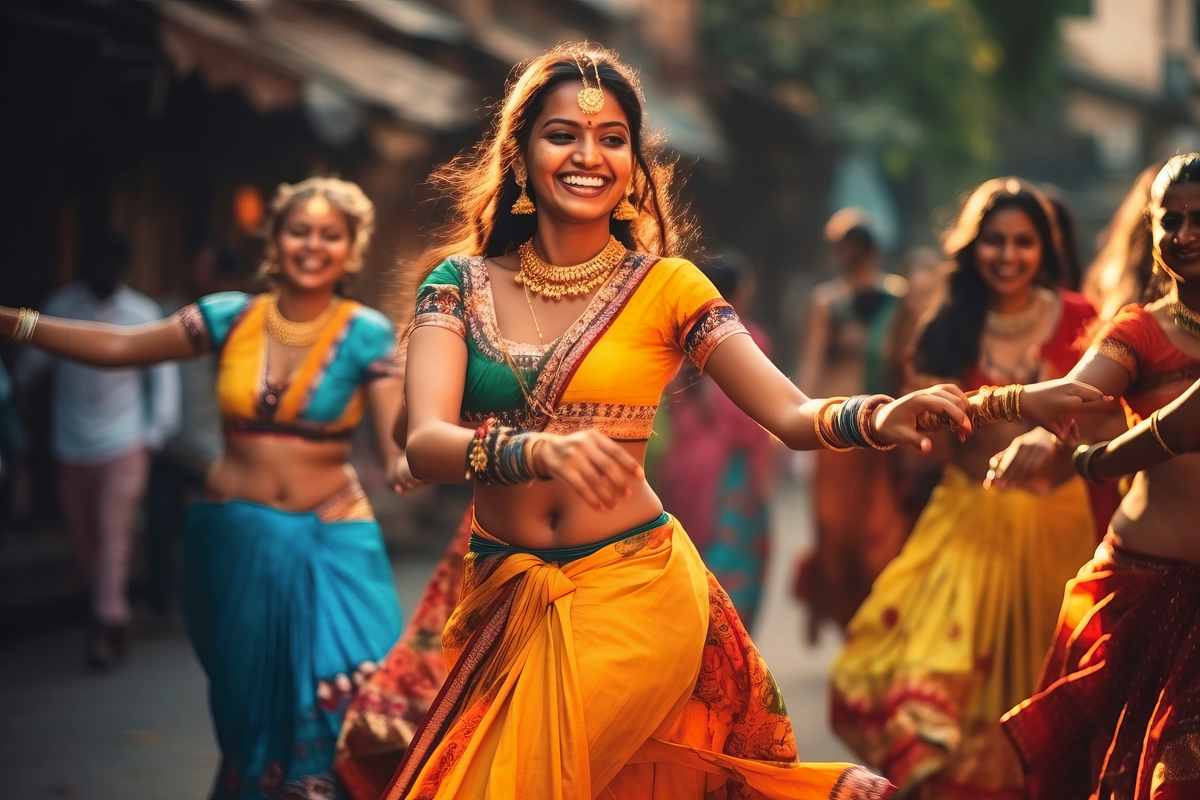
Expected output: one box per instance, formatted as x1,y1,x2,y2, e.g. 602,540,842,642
145,239,241,616
829,179,1098,798
655,251,775,628
14,231,180,670
2,177,405,799
792,208,911,641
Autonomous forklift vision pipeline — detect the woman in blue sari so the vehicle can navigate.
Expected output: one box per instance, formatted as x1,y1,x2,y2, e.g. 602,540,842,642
0,177,404,799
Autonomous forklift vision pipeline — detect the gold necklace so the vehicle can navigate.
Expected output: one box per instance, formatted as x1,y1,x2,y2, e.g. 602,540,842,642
1170,296,1200,337
515,236,626,299
985,294,1041,338
522,283,546,345
264,294,338,347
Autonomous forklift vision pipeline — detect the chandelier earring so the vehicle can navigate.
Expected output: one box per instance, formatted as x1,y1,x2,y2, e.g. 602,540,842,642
612,185,638,221
511,164,536,216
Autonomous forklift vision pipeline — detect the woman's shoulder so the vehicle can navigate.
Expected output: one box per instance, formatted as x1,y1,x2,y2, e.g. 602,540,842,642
1055,289,1098,324
344,301,395,336
197,290,255,310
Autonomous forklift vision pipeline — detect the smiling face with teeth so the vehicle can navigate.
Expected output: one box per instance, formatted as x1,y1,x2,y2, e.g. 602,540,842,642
1153,182,1200,288
274,197,353,294
523,81,633,227
972,206,1045,310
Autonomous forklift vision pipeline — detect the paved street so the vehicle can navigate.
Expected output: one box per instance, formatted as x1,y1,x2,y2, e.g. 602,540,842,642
0,471,854,799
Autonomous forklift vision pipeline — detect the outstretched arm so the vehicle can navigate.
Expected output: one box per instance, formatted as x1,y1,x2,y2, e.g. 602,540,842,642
0,306,196,367
1082,375,1200,481
703,332,972,452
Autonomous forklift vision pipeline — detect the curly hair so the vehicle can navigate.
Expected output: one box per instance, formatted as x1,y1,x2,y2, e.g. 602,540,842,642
263,176,376,275
405,42,697,292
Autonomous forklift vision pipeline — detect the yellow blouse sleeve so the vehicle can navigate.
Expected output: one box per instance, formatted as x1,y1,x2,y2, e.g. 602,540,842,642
656,258,749,369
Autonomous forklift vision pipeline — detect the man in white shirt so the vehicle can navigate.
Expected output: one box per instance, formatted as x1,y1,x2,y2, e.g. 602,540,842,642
17,232,179,669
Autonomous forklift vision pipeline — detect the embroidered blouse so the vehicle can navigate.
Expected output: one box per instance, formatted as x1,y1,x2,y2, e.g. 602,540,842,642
410,252,748,441
1089,303,1200,424
176,292,399,440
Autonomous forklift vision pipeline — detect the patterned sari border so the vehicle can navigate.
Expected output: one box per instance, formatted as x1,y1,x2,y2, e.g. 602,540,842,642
382,576,521,800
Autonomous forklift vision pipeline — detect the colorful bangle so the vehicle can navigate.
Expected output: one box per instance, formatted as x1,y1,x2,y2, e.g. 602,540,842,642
1149,409,1178,457
467,417,497,481
814,398,854,452
467,419,542,485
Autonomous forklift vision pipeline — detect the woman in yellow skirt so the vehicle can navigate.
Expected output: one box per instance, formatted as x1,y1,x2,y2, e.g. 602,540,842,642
829,179,1101,799
371,43,1101,800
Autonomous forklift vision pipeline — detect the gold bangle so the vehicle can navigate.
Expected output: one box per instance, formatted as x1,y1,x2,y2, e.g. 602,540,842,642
813,397,854,452
12,308,39,345
1149,409,1178,457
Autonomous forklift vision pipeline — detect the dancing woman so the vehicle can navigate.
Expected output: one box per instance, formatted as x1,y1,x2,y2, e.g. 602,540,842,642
995,154,1200,800
381,43,1098,800
829,179,1102,799
1,178,404,798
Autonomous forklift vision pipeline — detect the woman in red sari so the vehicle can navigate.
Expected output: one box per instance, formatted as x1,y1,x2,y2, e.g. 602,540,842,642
993,154,1200,800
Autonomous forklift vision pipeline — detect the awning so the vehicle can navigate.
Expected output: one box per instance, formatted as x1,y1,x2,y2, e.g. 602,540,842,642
156,0,475,131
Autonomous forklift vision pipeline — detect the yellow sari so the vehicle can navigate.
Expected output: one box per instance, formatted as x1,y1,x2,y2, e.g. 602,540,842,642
386,252,894,799
387,514,889,799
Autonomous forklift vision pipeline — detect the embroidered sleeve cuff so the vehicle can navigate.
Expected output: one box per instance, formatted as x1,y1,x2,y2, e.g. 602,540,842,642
680,300,748,370
1094,337,1138,382
174,304,211,354
412,284,466,339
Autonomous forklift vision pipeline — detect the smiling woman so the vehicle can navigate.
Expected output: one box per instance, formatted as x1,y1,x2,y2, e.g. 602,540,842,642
329,41,1047,800
0,177,407,799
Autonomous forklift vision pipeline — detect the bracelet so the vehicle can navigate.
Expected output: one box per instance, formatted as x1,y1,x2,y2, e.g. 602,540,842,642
1149,409,1178,457
1071,441,1109,483
814,398,854,452
12,308,39,345
969,384,1023,426
857,394,897,451
466,418,541,485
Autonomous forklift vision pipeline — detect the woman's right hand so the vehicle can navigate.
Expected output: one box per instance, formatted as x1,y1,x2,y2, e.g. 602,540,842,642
1020,379,1112,439
984,426,1074,492
873,383,973,452
531,431,645,510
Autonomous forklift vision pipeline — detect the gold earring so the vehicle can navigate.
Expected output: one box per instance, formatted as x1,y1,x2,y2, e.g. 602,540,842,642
511,170,536,215
612,188,637,221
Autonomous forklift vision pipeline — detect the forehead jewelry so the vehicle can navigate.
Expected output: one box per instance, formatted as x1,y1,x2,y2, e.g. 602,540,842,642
575,56,605,115
305,194,332,217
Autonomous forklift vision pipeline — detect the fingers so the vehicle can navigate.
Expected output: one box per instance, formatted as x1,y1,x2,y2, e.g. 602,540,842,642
548,432,646,510
594,434,645,480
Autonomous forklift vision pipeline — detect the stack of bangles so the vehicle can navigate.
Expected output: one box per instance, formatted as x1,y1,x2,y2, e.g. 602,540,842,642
12,308,39,345
814,394,897,451
967,384,1023,426
466,417,549,485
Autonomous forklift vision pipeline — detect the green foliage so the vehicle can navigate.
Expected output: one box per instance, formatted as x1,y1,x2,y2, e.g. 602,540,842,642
702,0,1005,184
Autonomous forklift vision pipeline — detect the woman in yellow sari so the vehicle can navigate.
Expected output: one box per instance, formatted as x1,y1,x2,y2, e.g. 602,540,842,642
384,43,1102,800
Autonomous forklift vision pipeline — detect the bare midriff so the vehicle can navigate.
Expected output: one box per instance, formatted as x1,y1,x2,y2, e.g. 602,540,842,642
1110,453,1200,564
206,432,355,512
472,440,664,549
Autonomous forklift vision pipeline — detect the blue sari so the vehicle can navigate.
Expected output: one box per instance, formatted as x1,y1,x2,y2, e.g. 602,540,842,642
177,294,404,798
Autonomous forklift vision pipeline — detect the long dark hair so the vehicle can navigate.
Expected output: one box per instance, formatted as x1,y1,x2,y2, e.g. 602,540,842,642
914,178,1065,379
409,43,695,290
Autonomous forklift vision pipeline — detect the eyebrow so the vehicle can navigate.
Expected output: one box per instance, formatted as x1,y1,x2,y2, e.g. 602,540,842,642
541,117,629,132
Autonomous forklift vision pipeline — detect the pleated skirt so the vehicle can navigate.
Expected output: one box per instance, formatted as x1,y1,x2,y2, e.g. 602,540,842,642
183,499,403,799
830,468,1095,798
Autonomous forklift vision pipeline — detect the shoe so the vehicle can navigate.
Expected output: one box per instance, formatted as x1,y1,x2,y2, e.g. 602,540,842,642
108,624,131,663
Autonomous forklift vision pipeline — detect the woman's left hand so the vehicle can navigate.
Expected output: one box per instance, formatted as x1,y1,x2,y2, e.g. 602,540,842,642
872,384,972,452
388,452,425,495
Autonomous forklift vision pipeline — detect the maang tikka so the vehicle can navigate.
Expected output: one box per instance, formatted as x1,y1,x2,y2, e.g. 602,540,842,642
576,56,604,115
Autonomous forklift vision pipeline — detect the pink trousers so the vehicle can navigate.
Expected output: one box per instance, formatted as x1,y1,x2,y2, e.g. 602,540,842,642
58,448,149,625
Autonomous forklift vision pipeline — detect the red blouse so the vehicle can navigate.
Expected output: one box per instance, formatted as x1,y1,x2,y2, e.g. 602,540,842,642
1092,304,1200,423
